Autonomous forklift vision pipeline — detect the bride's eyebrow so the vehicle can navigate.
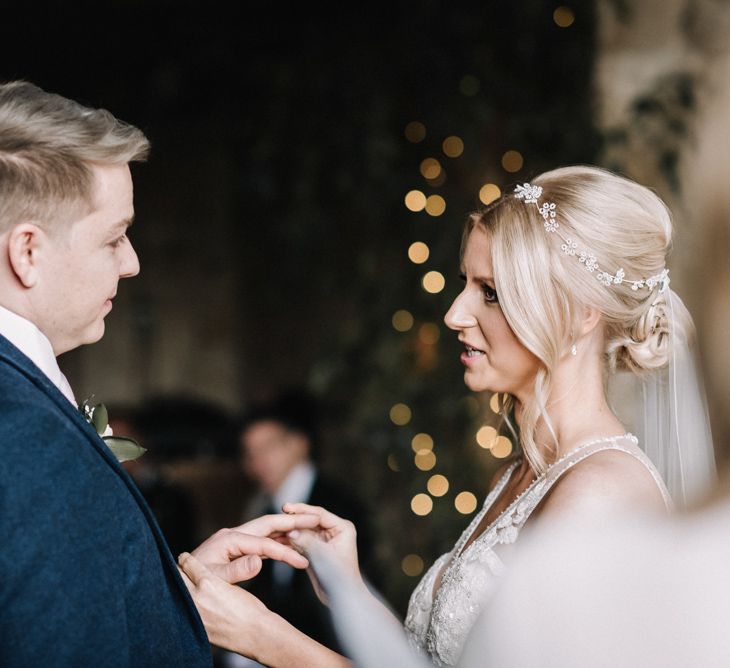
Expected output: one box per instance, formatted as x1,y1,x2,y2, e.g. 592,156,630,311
474,274,495,284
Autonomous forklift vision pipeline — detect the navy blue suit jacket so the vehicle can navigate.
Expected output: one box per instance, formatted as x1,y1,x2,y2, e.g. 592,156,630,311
0,335,211,667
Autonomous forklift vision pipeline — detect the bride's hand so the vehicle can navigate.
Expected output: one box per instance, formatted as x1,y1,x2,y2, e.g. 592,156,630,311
282,503,363,593
178,552,269,658
191,512,321,584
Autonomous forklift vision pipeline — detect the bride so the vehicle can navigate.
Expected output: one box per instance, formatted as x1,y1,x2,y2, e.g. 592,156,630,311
178,166,715,667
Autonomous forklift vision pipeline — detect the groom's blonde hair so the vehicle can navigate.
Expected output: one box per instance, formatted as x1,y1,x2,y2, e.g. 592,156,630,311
0,81,149,233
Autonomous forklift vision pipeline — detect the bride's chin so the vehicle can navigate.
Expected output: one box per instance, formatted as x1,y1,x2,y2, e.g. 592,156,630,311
463,374,489,393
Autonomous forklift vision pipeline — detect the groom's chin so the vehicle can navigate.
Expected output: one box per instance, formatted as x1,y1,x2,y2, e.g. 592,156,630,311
82,319,107,346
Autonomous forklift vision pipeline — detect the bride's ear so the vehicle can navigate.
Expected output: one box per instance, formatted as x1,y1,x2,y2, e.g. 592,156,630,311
579,306,602,337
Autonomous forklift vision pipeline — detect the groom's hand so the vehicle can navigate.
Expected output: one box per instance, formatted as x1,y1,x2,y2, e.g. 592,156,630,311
191,513,322,584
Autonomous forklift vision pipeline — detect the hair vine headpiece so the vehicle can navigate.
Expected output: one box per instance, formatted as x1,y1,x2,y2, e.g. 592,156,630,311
514,183,670,293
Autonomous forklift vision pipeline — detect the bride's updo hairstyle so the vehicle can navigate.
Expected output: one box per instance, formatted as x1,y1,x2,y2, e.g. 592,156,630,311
469,165,691,473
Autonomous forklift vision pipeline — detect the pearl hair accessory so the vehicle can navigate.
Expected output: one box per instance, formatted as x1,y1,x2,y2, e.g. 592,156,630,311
514,183,670,293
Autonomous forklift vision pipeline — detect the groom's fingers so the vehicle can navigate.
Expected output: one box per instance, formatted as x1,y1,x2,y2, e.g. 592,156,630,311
216,554,263,584
194,528,310,570
178,552,210,587
180,549,263,587
177,564,195,592
233,513,322,538
204,530,309,582
282,503,348,532
227,533,310,568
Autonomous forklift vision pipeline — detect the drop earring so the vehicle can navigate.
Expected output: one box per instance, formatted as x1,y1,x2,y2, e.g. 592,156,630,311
571,343,577,356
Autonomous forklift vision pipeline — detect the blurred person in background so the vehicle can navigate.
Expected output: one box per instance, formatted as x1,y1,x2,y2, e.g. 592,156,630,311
222,391,373,667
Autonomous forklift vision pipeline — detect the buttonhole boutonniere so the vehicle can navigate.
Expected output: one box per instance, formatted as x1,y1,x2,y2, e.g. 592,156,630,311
79,397,147,462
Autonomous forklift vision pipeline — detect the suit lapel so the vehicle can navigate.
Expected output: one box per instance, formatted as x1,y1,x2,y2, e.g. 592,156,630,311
0,335,204,626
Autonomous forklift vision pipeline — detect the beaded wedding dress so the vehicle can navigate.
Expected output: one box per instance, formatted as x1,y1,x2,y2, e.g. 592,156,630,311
404,433,671,667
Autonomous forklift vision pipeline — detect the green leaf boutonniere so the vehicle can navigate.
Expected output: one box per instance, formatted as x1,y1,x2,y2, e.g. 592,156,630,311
79,397,147,463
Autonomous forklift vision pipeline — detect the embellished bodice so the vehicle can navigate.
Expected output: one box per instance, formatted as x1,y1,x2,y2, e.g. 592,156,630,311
404,434,671,667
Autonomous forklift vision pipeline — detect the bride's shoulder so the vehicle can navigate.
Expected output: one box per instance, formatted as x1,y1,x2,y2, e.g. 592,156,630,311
538,445,666,519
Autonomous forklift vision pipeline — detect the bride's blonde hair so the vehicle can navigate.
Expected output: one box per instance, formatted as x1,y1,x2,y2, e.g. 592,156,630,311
469,165,689,473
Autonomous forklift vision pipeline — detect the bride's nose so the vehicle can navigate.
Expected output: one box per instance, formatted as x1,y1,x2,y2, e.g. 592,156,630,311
444,291,478,330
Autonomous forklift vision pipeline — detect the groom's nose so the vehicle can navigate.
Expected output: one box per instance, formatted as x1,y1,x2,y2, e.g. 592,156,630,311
120,241,140,278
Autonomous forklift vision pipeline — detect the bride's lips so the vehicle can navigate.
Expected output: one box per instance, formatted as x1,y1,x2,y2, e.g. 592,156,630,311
460,342,486,366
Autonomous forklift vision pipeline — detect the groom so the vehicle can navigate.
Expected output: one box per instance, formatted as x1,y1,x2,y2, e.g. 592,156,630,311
0,81,312,666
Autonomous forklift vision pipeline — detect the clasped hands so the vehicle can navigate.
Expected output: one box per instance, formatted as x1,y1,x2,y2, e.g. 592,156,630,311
177,504,362,656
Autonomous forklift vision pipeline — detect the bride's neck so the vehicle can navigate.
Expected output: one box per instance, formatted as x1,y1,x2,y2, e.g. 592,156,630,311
514,349,625,463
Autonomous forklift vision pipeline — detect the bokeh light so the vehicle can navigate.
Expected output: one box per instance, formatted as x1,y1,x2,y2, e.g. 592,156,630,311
411,493,433,516
479,183,501,205
553,6,575,27
418,322,440,345
390,403,412,425
489,392,503,414
392,309,414,332
405,189,427,212
424,195,446,216
420,158,442,180
411,433,434,453
455,491,478,514
442,136,464,158
405,121,426,143
426,170,447,187
427,474,449,497
408,241,430,264
422,271,445,293
459,75,480,96
501,150,524,173
402,554,425,576
476,425,498,449
387,454,399,471
491,436,513,459
415,449,437,471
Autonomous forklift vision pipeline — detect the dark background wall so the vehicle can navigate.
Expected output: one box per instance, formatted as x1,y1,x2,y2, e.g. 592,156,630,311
0,0,598,610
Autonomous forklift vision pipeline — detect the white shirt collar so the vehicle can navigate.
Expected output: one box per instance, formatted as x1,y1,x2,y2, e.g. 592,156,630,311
273,460,317,510
0,304,77,406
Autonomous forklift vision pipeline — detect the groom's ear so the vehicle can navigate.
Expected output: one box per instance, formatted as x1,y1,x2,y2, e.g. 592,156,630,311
7,222,44,288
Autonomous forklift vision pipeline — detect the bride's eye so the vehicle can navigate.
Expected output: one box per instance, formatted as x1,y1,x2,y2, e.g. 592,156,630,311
481,283,498,304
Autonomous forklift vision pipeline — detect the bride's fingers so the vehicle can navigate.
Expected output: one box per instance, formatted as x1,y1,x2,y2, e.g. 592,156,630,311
286,528,322,553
